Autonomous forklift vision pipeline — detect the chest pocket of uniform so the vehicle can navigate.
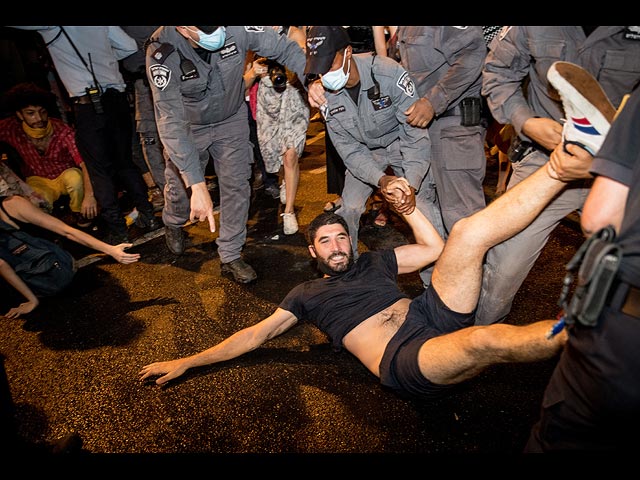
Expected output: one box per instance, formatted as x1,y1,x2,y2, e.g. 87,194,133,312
599,50,640,107
399,33,435,73
529,40,566,85
327,110,357,132
215,48,244,90
180,72,210,103
489,38,524,72
367,104,398,138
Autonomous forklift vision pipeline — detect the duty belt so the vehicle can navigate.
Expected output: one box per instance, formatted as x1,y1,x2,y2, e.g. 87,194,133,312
70,94,93,105
438,104,462,118
437,97,486,127
607,279,640,319
509,137,552,163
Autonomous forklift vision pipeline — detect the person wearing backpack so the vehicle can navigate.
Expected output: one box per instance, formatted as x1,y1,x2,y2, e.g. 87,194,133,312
0,194,140,319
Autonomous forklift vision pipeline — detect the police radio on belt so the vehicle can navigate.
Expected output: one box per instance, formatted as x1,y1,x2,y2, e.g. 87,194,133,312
85,86,103,115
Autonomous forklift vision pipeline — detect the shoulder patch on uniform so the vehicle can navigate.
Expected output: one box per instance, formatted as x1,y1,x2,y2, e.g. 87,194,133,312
624,26,640,40
149,64,171,90
245,26,265,33
151,43,175,64
499,26,512,41
328,105,345,116
396,72,415,97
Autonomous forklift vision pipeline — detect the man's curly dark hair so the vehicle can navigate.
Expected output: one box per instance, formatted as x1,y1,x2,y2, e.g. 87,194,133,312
3,82,56,113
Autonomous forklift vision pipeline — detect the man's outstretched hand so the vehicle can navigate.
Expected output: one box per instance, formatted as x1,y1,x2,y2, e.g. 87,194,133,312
379,175,416,214
139,359,189,385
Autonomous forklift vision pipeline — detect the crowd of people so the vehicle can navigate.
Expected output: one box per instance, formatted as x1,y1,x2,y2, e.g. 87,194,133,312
1,26,639,453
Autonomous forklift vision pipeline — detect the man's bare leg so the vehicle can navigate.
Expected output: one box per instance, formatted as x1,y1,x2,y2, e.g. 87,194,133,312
414,160,581,386
418,319,568,385
432,163,569,314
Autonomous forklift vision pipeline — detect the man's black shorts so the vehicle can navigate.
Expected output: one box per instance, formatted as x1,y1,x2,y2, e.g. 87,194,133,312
379,286,475,399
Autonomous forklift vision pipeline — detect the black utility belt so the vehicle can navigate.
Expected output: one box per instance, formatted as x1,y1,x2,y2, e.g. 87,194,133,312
438,105,462,118
607,279,640,319
71,88,124,114
508,137,551,163
70,87,124,103
438,97,484,127
71,93,93,105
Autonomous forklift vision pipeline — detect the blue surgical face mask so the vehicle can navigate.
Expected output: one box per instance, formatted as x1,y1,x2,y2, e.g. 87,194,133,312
321,49,350,91
193,27,226,51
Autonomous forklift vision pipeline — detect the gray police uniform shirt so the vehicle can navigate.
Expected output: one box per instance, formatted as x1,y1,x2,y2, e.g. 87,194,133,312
145,26,306,188
396,26,486,116
482,26,640,139
324,53,430,191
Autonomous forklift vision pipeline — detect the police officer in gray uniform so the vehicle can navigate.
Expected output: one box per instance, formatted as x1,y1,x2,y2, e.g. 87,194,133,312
305,26,446,287
396,26,488,234
477,26,640,325
145,26,306,284
120,26,166,198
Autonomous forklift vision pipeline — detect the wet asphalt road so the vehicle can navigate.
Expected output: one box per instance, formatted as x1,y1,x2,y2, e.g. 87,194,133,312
0,119,586,464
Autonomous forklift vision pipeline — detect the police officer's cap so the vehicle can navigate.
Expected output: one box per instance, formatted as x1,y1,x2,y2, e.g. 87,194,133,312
305,26,351,76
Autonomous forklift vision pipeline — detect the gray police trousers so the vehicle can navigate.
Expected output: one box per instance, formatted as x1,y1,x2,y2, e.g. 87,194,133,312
162,108,253,264
474,148,591,325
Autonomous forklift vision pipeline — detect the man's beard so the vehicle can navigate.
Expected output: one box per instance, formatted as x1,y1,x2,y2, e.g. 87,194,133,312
316,250,354,276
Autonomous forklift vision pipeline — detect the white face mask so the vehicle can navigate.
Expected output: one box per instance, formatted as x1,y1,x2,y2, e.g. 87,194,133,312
321,49,350,91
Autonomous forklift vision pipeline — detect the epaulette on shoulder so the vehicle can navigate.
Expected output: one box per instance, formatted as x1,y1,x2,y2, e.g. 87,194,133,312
149,42,176,64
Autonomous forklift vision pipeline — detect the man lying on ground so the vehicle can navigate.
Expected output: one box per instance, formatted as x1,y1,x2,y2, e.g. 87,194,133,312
139,159,587,399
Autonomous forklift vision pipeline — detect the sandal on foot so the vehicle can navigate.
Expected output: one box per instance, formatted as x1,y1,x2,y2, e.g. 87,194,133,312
324,198,342,213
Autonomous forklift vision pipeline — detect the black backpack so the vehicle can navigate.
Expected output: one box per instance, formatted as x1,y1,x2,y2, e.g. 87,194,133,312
0,219,76,297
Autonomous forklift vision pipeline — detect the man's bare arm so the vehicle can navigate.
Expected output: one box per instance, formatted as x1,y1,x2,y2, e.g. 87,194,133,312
393,206,444,275
139,308,298,385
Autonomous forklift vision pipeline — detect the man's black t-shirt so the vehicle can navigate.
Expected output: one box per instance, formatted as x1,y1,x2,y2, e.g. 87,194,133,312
279,249,409,348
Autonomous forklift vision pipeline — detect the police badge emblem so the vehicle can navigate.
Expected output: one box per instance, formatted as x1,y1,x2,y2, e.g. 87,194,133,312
397,72,415,97
150,64,171,91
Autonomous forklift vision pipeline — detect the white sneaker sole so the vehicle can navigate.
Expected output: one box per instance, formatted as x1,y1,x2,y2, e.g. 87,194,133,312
547,61,616,154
